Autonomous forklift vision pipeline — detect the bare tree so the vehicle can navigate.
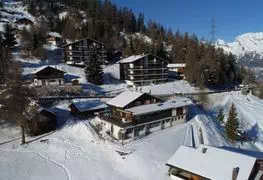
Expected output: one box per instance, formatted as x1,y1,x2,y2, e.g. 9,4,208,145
1,62,38,144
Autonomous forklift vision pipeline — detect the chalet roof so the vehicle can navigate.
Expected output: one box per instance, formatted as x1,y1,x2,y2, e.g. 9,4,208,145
168,63,186,68
32,66,65,75
70,100,107,112
106,91,144,108
38,107,56,115
15,17,33,24
62,37,106,47
48,32,62,38
119,53,168,64
126,98,192,116
166,145,257,180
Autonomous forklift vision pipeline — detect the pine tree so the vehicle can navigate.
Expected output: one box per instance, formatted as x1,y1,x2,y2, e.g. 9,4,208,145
0,1,3,9
217,108,225,125
3,23,17,48
225,104,239,143
85,51,103,85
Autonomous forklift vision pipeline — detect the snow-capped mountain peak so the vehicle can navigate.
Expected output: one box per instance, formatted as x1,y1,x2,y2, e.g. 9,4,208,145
216,32,263,57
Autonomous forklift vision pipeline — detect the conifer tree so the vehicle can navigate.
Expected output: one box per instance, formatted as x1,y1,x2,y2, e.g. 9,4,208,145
85,51,103,85
225,104,239,143
3,23,17,48
217,108,225,125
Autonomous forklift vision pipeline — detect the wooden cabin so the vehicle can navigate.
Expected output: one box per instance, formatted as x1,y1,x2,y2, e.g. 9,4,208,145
119,53,168,87
94,91,191,140
33,66,65,87
31,108,57,135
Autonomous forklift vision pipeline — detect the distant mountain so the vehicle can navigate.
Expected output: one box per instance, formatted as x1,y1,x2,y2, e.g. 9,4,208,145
216,32,263,67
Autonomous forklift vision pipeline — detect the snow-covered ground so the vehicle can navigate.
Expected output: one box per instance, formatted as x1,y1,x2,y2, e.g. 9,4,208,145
139,80,200,96
0,97,231,180
209,91,263,151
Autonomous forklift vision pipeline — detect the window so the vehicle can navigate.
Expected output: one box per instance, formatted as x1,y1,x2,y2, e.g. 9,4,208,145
134,125,145,131
48,79,56,83
126,128,133,134
145,100,151,105
130,63,134,68
152,99,156,103
135,101,142,106
176,107,184,116
149,122,160,128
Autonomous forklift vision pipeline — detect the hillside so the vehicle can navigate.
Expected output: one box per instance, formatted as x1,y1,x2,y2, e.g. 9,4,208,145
216,32,263,67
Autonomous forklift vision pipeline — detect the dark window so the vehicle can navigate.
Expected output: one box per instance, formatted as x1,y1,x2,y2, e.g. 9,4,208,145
176,107,184,116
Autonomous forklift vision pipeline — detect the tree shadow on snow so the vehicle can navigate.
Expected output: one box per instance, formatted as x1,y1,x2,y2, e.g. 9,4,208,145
82,83,105,95
103,72,124,85
64,74,81,83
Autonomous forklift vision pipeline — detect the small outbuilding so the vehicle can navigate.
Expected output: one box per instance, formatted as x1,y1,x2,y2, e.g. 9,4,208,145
30,108,57,135
69,99,108,118
47,32,62,46
168,63,186,79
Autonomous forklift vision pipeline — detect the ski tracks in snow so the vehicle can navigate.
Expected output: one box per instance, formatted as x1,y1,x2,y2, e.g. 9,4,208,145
37,152,71,180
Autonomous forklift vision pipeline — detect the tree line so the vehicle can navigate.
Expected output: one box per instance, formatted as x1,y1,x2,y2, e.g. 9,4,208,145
21,0,249,87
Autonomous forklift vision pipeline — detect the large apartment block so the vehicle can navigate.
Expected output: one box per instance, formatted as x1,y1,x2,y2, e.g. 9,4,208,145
119,53,168,86
63,37,107,65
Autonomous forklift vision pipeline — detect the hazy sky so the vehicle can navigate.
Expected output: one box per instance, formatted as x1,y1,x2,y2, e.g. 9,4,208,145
110,0,263,42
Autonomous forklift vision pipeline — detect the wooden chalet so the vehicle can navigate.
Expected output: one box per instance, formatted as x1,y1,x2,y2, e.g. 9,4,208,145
168,63,186,79
119,53,168,87
166,145,263,180
63,37,107,66
69,100,107,118
47,32,62,46
33,66,65,87
15,18,33,25
94,90,191,140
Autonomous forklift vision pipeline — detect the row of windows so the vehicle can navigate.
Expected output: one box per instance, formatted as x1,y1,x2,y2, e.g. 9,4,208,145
125,116,185,135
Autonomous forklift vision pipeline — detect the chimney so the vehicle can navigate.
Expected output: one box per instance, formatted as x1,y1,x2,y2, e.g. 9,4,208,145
232,167,239,180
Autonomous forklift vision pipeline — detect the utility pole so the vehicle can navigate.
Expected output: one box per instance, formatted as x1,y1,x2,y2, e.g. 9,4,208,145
210,17,216,45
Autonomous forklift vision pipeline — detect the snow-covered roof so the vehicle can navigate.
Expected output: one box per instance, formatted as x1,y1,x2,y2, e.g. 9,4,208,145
31,66,65,74
70,100,107,112
168,63,186,68
119,53,168,64
107,90,144,108
126,98,192,116
166,145,257,180
119,54,146,63
48,32,61,38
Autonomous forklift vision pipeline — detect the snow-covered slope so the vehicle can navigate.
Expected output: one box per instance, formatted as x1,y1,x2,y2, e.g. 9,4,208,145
209,91,263,151
216,33,263,68
0,97,231,180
